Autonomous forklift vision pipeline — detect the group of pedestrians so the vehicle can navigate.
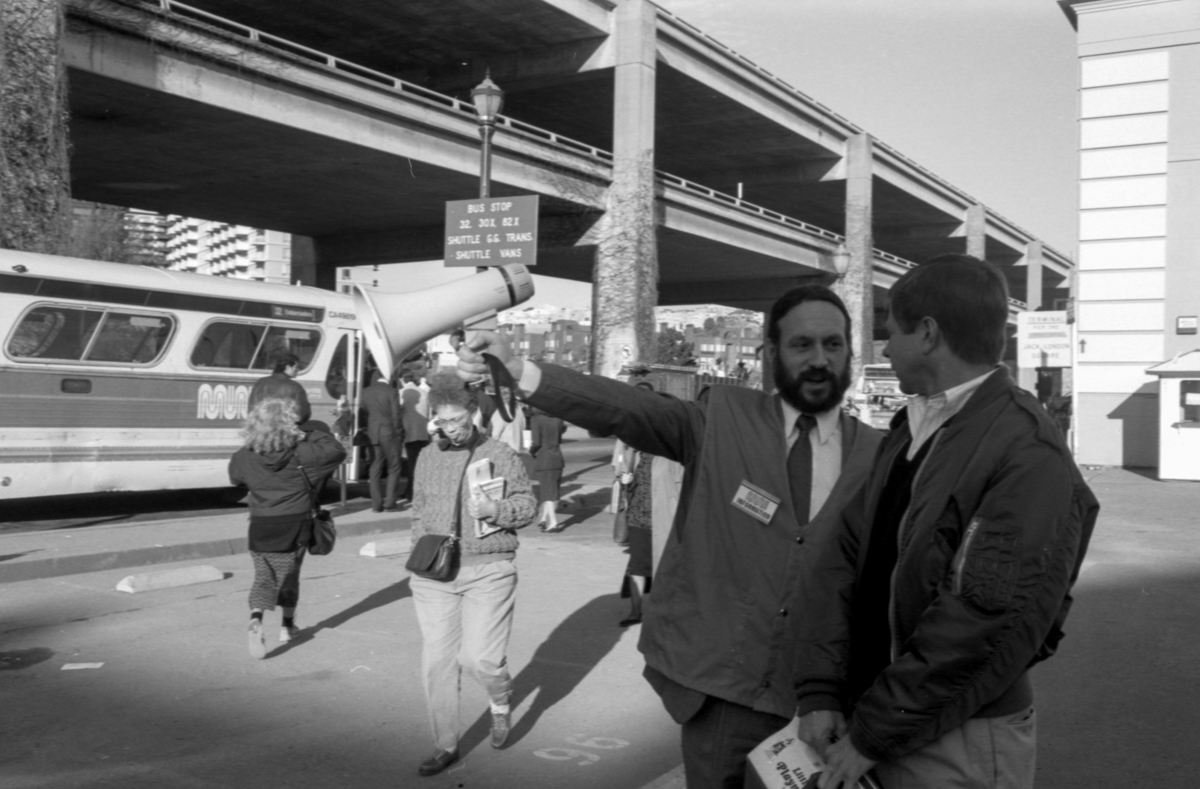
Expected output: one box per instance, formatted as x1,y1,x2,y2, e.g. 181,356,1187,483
454,254,1099,789
228,354,546,776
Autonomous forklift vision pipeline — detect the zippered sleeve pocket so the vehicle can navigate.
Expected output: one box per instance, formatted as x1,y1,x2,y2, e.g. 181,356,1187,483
950,516,1017,613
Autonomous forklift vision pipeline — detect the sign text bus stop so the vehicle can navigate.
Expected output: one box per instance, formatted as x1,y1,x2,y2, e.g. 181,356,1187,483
444,195,539,267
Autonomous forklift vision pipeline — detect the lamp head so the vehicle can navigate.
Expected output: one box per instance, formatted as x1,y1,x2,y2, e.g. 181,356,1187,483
832,244,850,276
471,71,505,123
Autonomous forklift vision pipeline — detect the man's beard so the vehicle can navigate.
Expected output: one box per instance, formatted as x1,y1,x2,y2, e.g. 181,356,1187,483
774,354,852,414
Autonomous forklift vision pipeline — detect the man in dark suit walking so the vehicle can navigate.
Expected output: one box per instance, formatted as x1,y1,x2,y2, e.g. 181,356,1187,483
360,368,404,512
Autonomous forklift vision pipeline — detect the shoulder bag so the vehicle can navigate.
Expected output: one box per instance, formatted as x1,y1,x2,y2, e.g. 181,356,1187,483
298,463,337,556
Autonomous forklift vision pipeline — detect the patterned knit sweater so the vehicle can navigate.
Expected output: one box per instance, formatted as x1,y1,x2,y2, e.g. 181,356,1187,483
411,431,536,564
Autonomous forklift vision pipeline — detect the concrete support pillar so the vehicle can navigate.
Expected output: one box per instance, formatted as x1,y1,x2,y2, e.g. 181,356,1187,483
592,0,658,379
834,133,874,386
0,0,71,254
966,204,987,260
1016,241,1045,395
290,236,320,287
1024,240,1044,310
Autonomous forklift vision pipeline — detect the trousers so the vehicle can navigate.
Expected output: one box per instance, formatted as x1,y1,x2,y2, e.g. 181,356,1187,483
679,695,788,789
874,707,1037,789
411,559,518,752
369,436,403,510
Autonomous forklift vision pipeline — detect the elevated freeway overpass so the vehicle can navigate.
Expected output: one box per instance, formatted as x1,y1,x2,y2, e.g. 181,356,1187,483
64,0,1073,373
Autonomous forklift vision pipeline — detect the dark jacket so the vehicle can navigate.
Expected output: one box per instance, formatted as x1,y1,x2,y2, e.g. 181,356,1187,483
527,363,882,719
228,428,346,551
793,368,1099,762
359,379,403,445
248,372,311,424
528,413,566,471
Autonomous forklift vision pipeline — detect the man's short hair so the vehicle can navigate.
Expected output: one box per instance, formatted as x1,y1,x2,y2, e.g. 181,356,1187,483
270,350,301,374
889,254,1009,365
767,284,853,351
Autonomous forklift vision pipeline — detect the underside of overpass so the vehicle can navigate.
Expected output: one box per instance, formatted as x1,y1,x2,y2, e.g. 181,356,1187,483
63,0,1074,374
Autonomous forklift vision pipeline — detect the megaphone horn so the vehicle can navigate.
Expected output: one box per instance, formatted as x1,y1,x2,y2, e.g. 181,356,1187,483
353,264,535,381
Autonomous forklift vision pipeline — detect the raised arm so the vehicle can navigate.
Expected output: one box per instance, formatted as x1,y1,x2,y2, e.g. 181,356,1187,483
456,331,705,465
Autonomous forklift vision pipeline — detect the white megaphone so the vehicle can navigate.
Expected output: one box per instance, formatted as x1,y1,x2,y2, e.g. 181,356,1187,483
352,263,535,381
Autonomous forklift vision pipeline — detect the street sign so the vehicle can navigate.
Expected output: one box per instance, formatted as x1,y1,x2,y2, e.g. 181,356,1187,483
1017,310,1072,369
444,195,539,267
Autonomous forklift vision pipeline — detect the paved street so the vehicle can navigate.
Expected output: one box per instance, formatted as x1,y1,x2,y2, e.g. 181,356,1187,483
3,435,1200,787
0,500,679,788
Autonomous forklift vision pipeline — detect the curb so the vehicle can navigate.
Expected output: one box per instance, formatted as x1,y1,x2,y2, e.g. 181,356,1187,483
116,565,225,593
0,519,409,585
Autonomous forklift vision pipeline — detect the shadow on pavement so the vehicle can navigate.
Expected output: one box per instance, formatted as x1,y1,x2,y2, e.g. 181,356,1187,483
311,578,412,634
267,578,413,659
457,592,626,754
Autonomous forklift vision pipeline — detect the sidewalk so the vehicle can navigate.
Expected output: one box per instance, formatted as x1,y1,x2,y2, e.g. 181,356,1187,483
0,482,612,585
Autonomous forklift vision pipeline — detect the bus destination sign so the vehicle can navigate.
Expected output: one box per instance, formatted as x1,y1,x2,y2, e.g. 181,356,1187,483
444,195,539,267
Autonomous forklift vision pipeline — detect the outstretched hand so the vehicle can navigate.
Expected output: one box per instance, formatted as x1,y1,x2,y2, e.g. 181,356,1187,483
455,331,523,385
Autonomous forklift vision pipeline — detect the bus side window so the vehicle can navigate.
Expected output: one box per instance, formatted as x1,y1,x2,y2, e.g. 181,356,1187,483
87,313,175,364
251,326,321,372
8,306,101,361
192,322,264,369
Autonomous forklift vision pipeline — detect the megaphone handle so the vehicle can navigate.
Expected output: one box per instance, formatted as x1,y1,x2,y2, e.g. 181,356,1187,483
482,353,520,423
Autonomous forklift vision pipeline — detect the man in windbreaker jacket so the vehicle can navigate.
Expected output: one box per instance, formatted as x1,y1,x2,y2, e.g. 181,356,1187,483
793,255,1098,789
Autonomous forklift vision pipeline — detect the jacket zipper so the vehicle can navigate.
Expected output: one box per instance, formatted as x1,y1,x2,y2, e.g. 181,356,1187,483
952,517,983,597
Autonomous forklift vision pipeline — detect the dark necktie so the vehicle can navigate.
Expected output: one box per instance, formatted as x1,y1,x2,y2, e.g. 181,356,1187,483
788,414,817,526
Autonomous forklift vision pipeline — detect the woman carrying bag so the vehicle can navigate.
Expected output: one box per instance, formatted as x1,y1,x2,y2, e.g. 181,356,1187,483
408,373,537,777
229,398,346,659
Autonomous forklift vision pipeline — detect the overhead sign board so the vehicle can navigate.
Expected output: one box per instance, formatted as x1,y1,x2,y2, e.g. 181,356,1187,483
444,195,539,267
1017,310,1071,369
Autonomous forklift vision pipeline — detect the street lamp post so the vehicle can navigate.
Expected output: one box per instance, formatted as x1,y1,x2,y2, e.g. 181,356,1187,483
466,72,505,334
472,72,504,200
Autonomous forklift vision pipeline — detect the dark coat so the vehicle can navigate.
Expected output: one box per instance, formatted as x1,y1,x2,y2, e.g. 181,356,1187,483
359,379,403,445
248,372,311,424
528,413,566,471
793,368,1099,762
228,428,346,551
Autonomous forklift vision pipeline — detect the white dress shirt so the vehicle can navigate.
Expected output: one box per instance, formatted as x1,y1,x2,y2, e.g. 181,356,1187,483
780,397,843,522
905,368,996,460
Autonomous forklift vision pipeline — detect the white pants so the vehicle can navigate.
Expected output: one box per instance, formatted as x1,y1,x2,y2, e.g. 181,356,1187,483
411,560,518,751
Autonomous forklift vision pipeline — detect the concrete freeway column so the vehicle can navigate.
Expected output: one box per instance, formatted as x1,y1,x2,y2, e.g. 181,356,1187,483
835,132,875,385
966,204,987,260
592,0,658,379
1024,240,1044,310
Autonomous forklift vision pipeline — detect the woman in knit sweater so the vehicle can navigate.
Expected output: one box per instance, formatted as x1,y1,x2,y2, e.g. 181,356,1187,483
228,398,346,659
410,373,537,777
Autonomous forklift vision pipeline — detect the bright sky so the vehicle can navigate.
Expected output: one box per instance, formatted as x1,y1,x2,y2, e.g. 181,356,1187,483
405,1,1080,309
655,0,1079,254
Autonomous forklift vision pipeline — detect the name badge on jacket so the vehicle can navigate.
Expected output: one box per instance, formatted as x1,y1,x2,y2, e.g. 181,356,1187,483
732,481,780,525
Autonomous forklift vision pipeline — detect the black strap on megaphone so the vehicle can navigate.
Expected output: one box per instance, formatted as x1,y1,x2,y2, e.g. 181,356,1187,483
482,353,520,423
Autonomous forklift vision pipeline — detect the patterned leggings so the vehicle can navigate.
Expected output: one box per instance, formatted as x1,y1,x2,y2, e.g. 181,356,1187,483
249,547,306,611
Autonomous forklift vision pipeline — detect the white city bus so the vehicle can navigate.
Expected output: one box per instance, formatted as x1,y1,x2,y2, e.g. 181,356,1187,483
0,249,364,500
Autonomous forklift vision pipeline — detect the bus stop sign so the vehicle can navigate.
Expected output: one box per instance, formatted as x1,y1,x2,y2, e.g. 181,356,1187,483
444,195,539,267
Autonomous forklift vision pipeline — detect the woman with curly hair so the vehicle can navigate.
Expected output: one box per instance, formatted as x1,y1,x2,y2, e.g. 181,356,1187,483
410,372,537,776
229,397,345,659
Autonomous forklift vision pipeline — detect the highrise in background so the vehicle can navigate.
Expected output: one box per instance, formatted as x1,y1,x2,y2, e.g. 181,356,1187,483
165,218,292,284
1062,0,1200,468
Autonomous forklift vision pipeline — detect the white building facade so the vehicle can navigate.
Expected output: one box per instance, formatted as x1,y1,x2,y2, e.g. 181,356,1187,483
1065,0,1200,467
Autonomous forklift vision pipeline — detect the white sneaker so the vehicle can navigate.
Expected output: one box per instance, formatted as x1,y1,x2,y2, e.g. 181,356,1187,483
279,625,299,644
